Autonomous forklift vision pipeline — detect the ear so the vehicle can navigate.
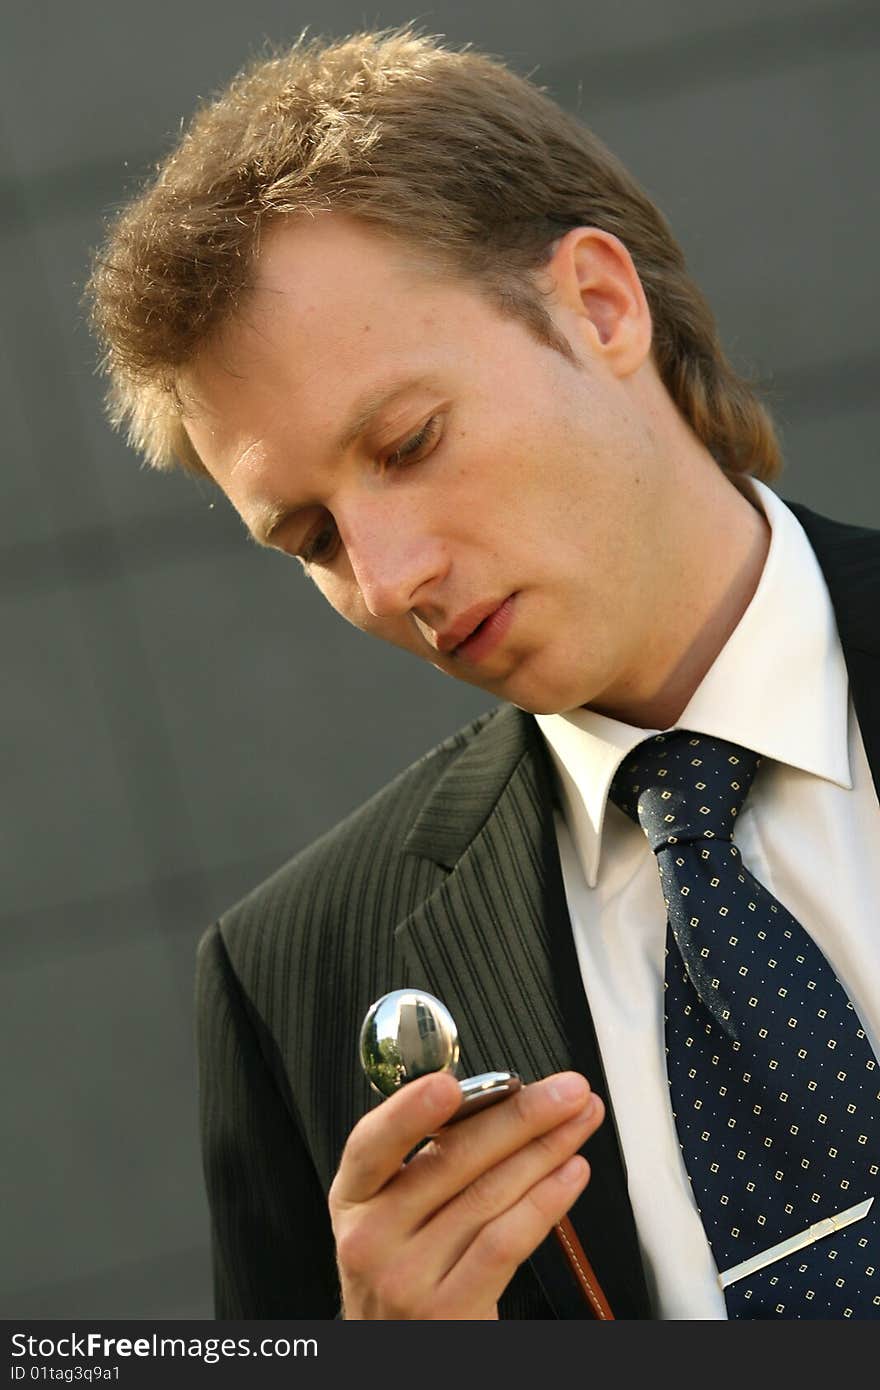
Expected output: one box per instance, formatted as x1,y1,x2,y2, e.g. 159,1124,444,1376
544,227,652,378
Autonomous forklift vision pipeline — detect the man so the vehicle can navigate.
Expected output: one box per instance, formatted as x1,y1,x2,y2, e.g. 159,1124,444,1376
88,29,880,1319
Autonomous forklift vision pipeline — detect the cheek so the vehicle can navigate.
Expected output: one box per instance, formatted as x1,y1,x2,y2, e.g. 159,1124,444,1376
312,569,428,659
310,568,365,629
314,568,399,645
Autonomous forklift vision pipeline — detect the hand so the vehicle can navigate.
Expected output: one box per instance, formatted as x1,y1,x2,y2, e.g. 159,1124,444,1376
328,1070,604,1319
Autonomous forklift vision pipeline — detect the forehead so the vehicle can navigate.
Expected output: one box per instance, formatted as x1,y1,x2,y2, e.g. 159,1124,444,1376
179,216,494,485
228,214,456,376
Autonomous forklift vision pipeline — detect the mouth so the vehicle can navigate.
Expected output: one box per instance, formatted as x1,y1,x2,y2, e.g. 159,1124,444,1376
439,594,518,666
436,601,499,654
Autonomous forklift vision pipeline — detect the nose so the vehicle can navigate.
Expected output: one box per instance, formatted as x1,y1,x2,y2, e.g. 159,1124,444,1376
341,500,448,621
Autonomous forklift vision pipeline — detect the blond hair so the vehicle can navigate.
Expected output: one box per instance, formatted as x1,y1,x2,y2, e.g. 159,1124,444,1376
87,27,781,482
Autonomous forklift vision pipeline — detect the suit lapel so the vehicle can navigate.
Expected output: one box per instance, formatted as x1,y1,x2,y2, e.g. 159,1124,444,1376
399,706,578,1084
396,705,650,1318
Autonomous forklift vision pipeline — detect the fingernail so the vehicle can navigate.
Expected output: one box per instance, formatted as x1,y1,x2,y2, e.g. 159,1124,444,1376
422,1073,456,1109
557,1155,588,1184
548,1073,589,1105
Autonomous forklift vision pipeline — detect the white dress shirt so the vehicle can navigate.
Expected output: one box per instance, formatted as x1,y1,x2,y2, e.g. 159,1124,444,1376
535,479,880,1319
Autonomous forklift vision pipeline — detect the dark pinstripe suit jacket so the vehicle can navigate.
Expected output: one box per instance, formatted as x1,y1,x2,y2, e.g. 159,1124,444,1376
195,501,880,1319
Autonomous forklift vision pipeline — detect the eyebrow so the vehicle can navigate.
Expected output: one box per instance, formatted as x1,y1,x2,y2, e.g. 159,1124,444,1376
248,498,296,550
246,375,434,549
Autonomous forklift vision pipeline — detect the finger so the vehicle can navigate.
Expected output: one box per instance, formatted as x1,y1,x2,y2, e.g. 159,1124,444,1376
433,1153,592,1316
356,1101,601,1315
377,1072,592,1229
423,1092,604,1277
330,1070,463,1208
337,1101,600,1322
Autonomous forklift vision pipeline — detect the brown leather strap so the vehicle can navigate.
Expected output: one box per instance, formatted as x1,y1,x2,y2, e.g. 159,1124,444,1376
553,1217,614,1319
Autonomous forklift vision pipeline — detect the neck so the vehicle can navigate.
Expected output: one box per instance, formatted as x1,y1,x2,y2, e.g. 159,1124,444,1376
590,466,771,730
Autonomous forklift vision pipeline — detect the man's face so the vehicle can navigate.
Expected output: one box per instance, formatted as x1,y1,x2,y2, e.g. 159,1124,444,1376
183,215,666,715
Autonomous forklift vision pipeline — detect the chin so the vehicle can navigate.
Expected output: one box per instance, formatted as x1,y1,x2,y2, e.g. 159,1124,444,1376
454,655,599,716
513,699,581,716
504,663,607,715
508,684,594,717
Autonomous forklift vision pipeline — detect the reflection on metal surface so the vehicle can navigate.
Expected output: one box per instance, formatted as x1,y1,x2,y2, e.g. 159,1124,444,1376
359,989,520,1119
451,1070,523,1121
717,1196,874,1289
360,989,459,1097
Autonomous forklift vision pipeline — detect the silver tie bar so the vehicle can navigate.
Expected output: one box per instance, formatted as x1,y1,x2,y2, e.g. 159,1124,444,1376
718,1196,874,1290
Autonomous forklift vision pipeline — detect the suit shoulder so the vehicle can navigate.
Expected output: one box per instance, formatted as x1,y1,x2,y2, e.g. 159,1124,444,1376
785,497,880,547
211,705,502,955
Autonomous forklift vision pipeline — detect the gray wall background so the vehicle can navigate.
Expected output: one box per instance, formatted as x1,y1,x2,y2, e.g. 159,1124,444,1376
3,0,878,1318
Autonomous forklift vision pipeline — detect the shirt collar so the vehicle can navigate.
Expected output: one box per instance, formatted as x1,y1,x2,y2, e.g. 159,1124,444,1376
535,479,852,888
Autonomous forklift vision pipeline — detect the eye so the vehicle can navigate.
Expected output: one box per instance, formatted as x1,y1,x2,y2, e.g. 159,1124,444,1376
299,515,339,567
297,415,442,569
383,414,441,469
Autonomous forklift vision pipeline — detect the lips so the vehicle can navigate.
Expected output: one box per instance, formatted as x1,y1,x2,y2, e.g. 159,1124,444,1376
436,599,504,654
437,594,518,665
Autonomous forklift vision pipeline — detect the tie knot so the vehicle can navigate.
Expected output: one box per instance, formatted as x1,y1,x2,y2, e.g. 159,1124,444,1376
608,730,762,852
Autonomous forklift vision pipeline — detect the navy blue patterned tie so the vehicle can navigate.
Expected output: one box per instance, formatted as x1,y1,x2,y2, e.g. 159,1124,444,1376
608,730,879,1318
